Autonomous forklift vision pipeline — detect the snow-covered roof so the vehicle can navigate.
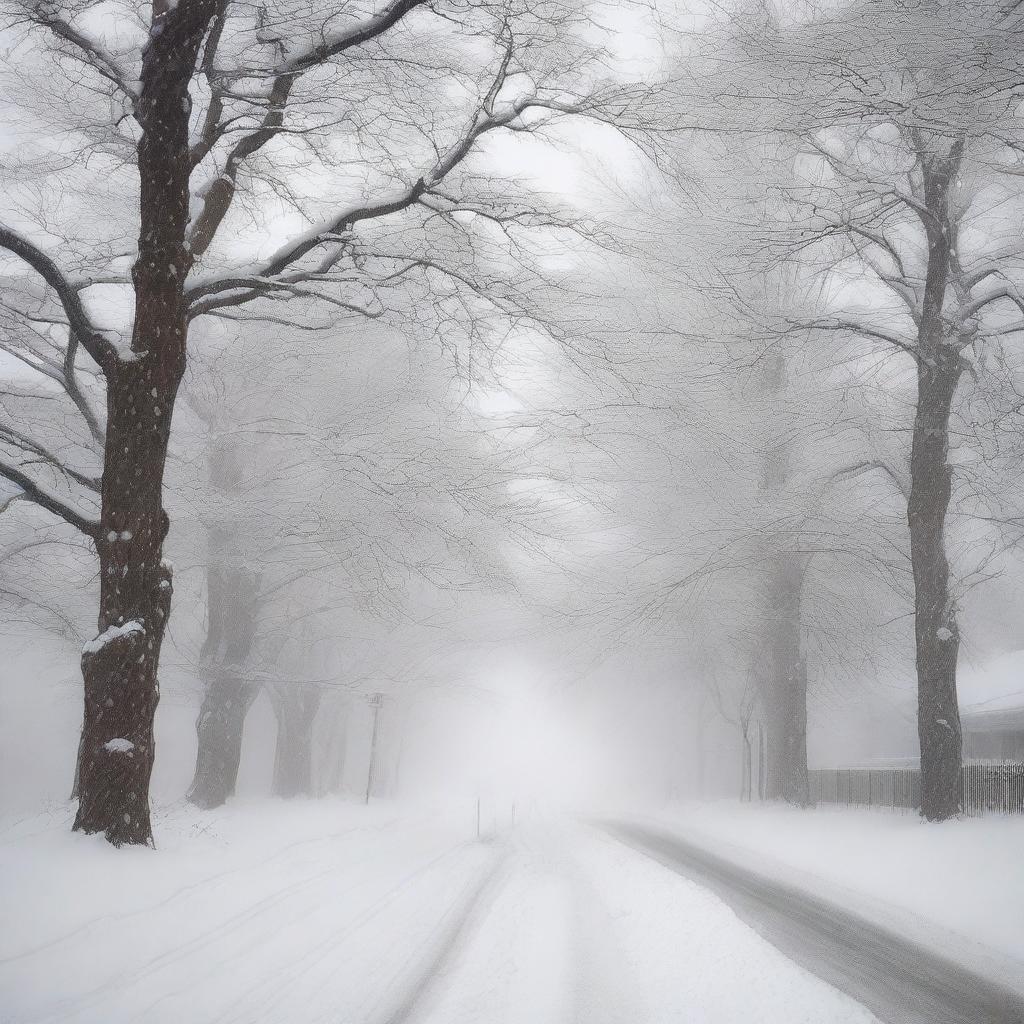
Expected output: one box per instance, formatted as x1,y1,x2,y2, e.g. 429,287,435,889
959,649,1024,729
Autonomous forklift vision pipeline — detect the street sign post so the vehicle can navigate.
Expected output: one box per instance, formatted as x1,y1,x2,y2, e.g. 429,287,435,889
364,692,384,805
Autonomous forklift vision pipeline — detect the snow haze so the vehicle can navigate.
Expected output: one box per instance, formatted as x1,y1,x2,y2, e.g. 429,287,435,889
2,0,1024,1022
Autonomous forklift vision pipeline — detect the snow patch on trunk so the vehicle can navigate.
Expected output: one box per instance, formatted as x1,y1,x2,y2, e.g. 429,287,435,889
82,620,145,655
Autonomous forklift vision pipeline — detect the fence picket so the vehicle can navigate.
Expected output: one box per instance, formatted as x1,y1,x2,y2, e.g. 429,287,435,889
803,763,1024,815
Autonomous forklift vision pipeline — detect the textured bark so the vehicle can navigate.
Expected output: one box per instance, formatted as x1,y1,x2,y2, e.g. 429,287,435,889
69,728,84,801
73,1,219,846
910,354,962,820
271,687,322,798
910,138,966,822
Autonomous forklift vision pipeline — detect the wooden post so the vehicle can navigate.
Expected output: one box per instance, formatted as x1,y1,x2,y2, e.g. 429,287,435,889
365,692,383,805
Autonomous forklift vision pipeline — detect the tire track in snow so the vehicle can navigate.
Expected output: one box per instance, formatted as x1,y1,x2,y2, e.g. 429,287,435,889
405,821,879,1024
562,839,634,1024
392,823,633,1024
391,824,582,1024
205,842,495,1024
378,840,513,1024
23,831,469,1024
27,846,407,1022
604,820,1024,1024
0,812,418,968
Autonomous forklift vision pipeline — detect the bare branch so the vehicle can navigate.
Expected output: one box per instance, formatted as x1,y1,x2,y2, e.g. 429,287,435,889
805,315,920,360
828,460,910,501
187,83,587,314
0,424,100,492
962,284,1024,321
0,459,99,538
23,4,137,108
278,0,426,75
0,226,114,370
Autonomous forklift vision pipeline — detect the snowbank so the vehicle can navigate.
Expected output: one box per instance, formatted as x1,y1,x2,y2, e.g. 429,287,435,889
646,801,1024,991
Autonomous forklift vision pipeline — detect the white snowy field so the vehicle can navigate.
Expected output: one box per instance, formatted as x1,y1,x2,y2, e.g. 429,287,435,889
647,801,1024,990
0,799,493,1024
0,800,880,1024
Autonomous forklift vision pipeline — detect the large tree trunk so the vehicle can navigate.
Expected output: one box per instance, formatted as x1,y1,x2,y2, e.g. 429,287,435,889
187,501,262,809
769,552,809,806
70,728,85,801
271,687,322,798
762,721,782,800
762,678,809,804
188,670,260,809
910,353,962,820
910,138,966,823
756,351,810,807
72,2,217,846
317,696,350,796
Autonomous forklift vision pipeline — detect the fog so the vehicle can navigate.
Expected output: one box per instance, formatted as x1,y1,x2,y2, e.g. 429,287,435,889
2,0,1024,1022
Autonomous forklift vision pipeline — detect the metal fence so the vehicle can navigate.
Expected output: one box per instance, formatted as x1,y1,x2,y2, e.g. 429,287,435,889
808,762,1024,815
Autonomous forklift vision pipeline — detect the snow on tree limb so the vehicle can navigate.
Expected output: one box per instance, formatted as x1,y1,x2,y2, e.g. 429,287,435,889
82,619,145,655
0,226,115,371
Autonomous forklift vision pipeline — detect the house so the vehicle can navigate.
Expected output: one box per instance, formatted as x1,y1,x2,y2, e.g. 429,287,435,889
962,700,1024,761
959,650,1024,763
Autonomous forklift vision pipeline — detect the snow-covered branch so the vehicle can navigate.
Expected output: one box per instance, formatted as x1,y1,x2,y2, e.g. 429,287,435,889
0,226,114,371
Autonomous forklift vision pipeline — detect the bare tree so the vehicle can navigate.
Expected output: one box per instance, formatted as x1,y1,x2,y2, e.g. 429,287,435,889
186,430,262,809
682,0,1024,819
0,0,646,843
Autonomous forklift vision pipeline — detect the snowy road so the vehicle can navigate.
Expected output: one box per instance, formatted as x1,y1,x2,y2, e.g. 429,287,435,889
397,822,878,1024
605,820,1024,1024
1,803,883,1024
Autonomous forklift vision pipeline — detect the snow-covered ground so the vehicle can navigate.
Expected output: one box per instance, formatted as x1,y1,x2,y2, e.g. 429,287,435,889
412,823,877,1024
1,800,880,1024
645,801,1024,991
0,798,494,1024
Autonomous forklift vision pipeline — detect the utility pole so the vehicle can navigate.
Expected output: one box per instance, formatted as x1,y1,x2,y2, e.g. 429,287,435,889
365,692,383,805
